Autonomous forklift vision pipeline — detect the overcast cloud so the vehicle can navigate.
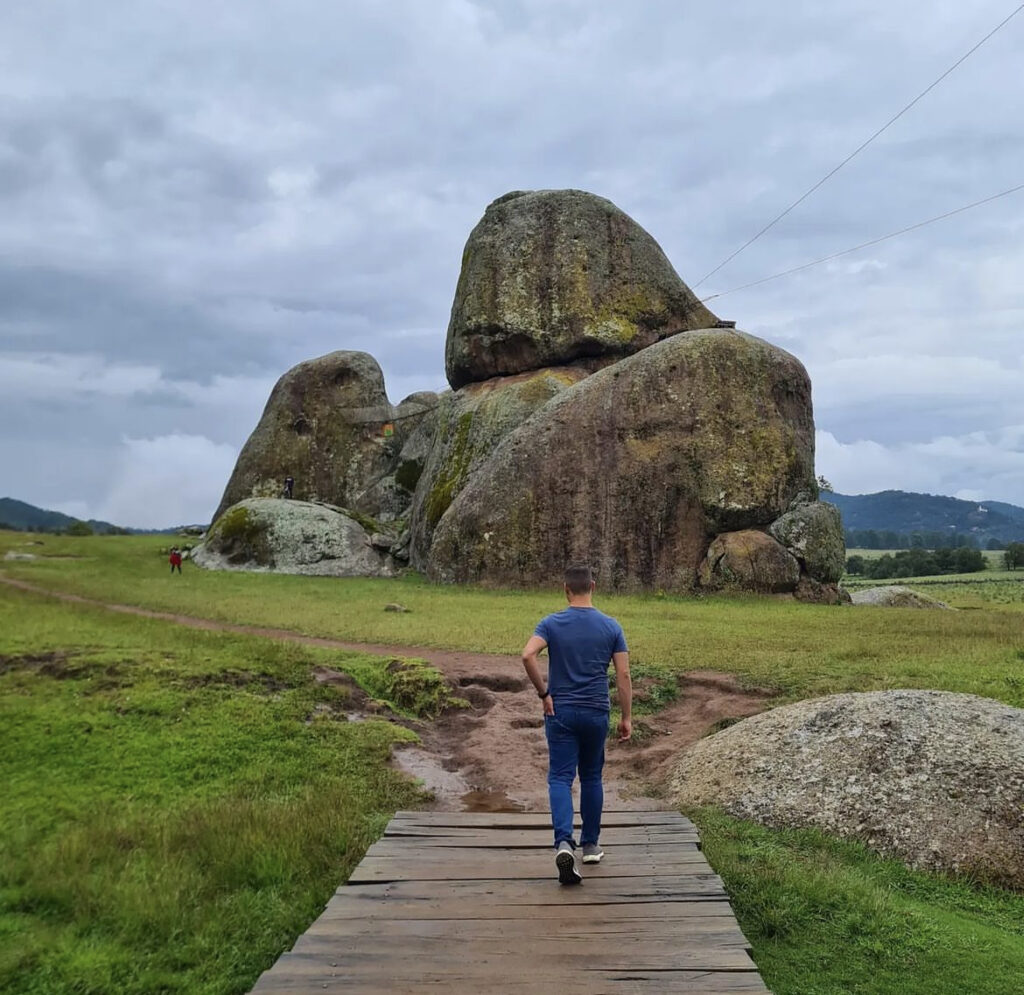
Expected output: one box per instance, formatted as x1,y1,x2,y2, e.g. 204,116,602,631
1,0,1022,526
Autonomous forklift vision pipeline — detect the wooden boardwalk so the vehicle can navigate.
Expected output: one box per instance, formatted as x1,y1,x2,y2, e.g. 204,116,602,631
251,810,768,994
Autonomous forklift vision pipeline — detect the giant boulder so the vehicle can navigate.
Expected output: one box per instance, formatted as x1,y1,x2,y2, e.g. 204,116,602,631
212,352,421,524
670,690,1024,889
445,189,719,389
408,365,593,567
428,329,815,591
769,501,845,583
193,498,396,577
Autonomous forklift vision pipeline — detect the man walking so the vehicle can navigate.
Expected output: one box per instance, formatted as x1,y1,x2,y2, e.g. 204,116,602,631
521,564,632,885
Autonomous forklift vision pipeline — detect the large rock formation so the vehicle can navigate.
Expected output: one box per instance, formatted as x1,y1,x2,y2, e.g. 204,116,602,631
427,330,816,591
204,188,843,595
445,189,719,389
194,498,396,577
212,352,436,523
670,690,1024,889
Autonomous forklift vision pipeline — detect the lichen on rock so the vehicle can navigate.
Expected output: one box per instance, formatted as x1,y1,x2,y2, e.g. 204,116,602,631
194,498,397,577
769,501,845,583
699,530,801,593
427,330,816,591
444,189,718,388
670,690,1024,889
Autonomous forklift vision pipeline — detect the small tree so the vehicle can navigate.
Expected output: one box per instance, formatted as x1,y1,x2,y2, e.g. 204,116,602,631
1004,542,1024,570
845,554,866,575
816,475,834,493
65,520,94,536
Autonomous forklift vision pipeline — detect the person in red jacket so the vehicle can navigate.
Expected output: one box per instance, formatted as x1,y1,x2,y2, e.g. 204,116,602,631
169,548,183,574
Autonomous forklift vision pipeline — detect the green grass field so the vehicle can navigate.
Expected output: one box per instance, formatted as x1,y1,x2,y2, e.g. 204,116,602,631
3,530,1024,994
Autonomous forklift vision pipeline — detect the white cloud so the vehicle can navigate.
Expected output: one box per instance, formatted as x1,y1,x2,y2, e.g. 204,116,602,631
95,434,238,528
817,427,1024,503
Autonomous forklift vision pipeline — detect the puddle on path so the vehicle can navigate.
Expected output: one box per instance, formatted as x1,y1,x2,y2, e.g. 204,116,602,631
395,747,527,812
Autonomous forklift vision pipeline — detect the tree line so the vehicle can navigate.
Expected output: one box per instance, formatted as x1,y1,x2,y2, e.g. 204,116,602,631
844,529,993,550
847,542,1024,579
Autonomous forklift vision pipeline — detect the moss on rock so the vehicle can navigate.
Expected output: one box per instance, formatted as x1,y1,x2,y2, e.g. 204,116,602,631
445,189,718,388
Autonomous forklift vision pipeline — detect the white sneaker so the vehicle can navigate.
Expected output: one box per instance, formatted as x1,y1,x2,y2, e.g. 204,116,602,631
581,844,604,864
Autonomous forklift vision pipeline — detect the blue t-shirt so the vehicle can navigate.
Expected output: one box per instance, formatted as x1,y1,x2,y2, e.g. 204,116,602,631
535,607,628,711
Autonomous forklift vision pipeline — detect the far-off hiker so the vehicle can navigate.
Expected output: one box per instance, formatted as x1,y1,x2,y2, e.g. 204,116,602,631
169,547,183,574
283,475,294,499
521,564,632,885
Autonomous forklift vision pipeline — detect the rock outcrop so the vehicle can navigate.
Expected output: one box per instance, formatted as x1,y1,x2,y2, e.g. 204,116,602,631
670,690,1024,889
445,189,718,389
193,498,396,577
427,330,816,590
213,352,435,523
850,586,952,609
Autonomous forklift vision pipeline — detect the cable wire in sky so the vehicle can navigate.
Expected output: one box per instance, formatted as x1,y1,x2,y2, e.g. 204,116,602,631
698,181,1024,302
693,2,1024,289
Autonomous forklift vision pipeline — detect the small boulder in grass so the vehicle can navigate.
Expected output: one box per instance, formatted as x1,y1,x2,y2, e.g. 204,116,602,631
384,603,411,613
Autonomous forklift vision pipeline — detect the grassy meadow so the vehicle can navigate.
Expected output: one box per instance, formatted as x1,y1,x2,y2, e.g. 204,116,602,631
3,529,1024,994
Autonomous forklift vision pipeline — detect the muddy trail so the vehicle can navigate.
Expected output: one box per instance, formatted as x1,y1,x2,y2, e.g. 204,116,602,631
0,574,775,811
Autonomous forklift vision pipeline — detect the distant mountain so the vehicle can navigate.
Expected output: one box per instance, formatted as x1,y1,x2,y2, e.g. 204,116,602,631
0,497,127,535
823,490,1024,545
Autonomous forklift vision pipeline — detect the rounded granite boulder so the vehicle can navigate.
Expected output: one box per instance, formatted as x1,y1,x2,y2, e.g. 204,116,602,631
670,690,1024,889
428,329,816,591
444,189,719,389
211,351,400,523
698,530,801,593
768,501,845,583
193,498,396,577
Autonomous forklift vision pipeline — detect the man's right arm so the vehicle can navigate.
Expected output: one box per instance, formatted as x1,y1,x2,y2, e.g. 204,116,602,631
613,650,632,741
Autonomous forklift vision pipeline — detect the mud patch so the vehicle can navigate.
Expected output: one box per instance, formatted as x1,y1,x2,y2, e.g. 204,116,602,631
458,674,527,692
0,652,85,679
182,670,291,693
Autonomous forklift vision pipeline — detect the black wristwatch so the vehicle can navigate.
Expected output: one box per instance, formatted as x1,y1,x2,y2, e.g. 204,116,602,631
538,688,549,699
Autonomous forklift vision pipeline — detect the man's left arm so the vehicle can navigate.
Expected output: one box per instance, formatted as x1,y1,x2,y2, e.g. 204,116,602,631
521,635,554,716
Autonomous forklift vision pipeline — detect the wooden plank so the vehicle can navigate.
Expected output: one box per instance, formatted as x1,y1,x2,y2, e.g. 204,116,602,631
348,854,707,883
364,840,699,860
253,969,769,993
333,874,729,903
383,826,698,845
268,945,760,972
317,898,739,921
388,810,688,828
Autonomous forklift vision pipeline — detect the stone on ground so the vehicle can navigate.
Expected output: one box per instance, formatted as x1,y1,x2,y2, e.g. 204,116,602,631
769,501,845,583
193,498,396,577
670,689,1024,889
850,585,952,609
698,530,801,593
445,189,718,388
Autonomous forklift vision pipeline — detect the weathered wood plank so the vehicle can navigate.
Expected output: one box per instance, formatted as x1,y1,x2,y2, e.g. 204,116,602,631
333,874,730,903
317,897,738,920
383,826,698,845
364,840,700,860
253,969,769,993
388,810,688,828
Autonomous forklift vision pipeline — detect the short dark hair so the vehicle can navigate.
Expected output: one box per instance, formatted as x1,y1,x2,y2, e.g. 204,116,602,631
564,564,594,595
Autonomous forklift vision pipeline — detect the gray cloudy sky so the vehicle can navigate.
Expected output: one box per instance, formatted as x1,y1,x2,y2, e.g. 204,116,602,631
1,0,1022,527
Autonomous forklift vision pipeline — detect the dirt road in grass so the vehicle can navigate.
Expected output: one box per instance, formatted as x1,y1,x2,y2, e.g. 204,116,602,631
0,574,774,811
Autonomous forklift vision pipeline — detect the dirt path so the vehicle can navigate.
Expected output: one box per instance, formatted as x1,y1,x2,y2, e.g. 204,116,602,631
0,573,774,812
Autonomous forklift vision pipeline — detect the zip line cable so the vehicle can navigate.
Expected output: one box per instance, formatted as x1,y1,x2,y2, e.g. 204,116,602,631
694,2,1024,289
698,181,1024,302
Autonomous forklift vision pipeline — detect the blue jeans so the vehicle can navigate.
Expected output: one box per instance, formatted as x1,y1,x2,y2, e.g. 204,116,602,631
544,704,609,847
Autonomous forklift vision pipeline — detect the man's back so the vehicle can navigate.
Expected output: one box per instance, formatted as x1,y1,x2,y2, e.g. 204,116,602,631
535,606,626,710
